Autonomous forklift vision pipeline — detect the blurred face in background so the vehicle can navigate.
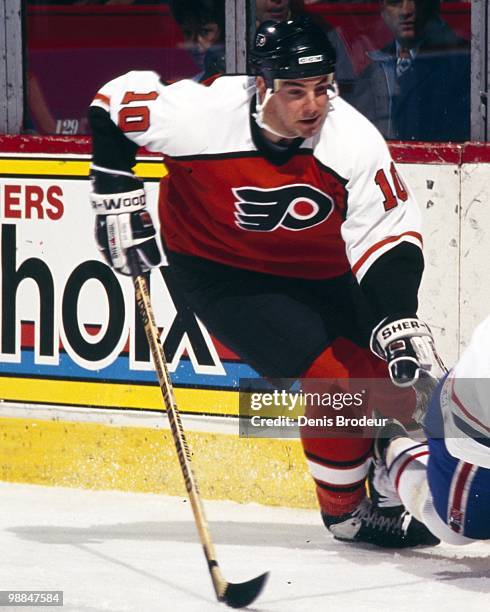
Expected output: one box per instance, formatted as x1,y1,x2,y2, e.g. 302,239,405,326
256,0,291,25
381,0,434,46
181,20,222,54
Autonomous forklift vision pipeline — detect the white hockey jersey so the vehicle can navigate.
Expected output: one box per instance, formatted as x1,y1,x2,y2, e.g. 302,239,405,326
442,315,490,468
91,72,422,281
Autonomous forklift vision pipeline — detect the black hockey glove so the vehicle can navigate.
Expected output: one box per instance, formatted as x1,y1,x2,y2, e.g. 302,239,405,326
370,315,443,388
90,175,161,276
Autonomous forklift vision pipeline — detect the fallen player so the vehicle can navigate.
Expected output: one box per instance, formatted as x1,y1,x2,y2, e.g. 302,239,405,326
371,315,490,544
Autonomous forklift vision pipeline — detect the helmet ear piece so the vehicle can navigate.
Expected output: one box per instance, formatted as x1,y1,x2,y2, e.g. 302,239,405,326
327,79,339,101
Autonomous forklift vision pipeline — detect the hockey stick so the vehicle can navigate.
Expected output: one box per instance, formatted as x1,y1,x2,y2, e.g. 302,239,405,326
129,254,268,609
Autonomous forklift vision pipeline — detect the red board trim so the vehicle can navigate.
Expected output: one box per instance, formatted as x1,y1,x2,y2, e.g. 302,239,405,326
389,142,463,165
0,135,161,157
1,136,490,165
461,142,490,164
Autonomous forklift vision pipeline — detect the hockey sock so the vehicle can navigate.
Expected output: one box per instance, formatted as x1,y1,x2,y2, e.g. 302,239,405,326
385,437,430,522
301,341,374,516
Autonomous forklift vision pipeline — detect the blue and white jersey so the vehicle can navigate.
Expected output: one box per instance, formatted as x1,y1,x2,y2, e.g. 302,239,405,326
441,315,490,469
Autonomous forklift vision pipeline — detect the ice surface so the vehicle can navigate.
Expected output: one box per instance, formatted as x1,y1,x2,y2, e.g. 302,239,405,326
0,482,488,612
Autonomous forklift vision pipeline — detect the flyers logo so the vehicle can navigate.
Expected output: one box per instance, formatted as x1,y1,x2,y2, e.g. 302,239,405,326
233,185,334,232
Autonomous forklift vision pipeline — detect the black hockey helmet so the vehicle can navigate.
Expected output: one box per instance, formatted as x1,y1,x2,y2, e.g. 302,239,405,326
249,16,336,89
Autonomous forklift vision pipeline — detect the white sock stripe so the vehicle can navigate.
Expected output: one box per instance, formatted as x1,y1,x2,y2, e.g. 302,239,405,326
386,440,429,495
306,456,371,486
387,442,428,477
393,449,429,492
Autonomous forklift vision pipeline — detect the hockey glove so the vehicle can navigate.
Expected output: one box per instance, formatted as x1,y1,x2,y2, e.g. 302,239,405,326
370,315,443,388
90,179,161,276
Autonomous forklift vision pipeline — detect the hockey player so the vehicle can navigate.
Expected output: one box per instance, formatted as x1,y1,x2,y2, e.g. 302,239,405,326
373,315,490,544
88,16,439,547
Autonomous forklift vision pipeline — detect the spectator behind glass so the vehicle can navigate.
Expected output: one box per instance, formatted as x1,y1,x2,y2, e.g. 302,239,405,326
171,1,296,82
168,1,355,92
349,0,470,142
169,0,225,82
255,0,291,23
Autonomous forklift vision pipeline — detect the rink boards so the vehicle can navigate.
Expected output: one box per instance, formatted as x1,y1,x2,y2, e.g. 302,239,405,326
0,136,489,507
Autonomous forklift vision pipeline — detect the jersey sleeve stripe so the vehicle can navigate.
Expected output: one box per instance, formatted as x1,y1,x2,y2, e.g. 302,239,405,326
91,93,111,111
393,450,429,491
453,414,490,447
451,379,490,434
352,231,423,275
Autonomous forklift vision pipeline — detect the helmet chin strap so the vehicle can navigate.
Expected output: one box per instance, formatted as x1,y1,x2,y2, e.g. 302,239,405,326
252,88,302,140
252,81,339,141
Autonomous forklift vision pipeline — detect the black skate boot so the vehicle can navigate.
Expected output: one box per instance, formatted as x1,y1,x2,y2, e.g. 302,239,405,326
322,421,440,549
322,496,440,548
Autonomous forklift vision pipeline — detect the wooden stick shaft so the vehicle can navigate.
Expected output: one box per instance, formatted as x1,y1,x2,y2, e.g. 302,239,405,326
134,274,227,600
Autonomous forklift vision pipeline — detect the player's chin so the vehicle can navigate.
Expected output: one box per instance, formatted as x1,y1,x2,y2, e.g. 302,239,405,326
296,117,323,138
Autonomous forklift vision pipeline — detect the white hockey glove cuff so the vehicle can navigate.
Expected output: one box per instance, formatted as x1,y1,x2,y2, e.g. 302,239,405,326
90,189,147,215
91,188,161,276
370,315,443,388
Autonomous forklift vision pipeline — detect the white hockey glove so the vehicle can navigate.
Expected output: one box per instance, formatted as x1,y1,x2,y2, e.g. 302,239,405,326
370,315,445,388
90,180,161,276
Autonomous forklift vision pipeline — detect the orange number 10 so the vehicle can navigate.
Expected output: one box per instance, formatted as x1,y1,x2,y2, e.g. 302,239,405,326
118,91,159,133
375,162,408,211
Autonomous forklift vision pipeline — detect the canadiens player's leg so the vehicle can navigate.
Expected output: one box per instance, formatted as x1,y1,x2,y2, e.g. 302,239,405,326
422,380,490,543
425,437,490,542
367,420,441,546
374,381,490,545
373,418,483,545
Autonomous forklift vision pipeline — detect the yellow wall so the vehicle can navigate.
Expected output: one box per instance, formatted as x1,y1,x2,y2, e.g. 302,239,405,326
0,416,317,508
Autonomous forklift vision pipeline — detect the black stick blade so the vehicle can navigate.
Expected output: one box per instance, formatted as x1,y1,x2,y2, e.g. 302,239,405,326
222,572,269,609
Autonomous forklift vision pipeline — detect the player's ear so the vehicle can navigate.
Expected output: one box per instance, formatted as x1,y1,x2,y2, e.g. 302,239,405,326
256,76,266,99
